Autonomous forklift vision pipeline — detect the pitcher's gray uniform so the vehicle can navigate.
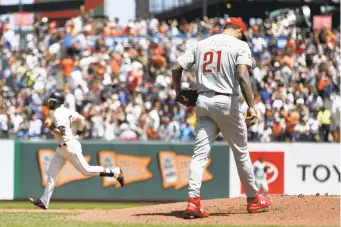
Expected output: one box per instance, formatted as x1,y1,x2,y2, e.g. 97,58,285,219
177,34,258,198
39,105,122,208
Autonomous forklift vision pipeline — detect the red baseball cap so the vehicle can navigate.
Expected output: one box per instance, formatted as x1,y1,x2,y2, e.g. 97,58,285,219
225,17,248,41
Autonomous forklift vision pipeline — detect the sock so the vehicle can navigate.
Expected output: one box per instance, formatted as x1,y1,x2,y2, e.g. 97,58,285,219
99,168,114,177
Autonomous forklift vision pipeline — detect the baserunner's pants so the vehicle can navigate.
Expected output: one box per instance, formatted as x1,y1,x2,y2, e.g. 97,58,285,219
40,139,105,208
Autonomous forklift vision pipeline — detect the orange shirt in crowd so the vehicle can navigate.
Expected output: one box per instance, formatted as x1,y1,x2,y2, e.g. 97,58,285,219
272,122,283,137
285,112,300,133
147,129,159,140
325,31,336,48
317,74,331,91
282,54,295,69
287,40,297,53
61,57,74,77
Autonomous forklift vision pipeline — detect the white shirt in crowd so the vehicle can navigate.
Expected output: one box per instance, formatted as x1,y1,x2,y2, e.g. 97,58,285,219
0,114,8,131
65,93,76,112
91,115,105,138
308,118,320,135
11,114,24,132
104,122,117,141
149,18,159,32
252,37,267,53
294,123,310,135
260,127,272,142
148,109,160,130
28,118,42,137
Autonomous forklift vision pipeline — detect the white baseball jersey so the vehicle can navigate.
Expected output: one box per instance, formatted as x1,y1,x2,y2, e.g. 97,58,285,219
53,105,80,144
176,34,252,95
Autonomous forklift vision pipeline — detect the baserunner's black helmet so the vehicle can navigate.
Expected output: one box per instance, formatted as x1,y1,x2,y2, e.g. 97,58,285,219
48,92,65,110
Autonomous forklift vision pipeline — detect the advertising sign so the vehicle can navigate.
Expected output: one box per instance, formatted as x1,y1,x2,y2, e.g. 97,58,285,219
241,151,284,195
14,13,34,27
158,151,213,189
313,15,332,31
98,150,153,187
230,143,340,197
285,144,340,195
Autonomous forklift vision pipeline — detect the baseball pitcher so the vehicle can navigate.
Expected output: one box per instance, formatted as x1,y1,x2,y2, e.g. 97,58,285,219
29,92,125,210
172,17,271,219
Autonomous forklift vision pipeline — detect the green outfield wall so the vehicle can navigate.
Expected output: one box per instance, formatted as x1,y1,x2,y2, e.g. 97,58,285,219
2,140,337,201
13,141,231,201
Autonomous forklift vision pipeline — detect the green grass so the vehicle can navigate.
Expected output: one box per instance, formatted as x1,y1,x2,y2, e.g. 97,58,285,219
0,201,152,210
0,212,329,227
0,213,300,227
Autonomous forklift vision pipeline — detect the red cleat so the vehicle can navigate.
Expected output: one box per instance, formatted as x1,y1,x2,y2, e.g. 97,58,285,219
184,197,209,219
247,193,272,213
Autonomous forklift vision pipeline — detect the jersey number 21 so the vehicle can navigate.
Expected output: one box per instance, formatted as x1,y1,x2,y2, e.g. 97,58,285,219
203,50,222,73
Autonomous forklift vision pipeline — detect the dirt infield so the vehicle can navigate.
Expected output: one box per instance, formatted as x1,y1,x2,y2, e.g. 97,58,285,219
68,195,339,226
3,195,339,226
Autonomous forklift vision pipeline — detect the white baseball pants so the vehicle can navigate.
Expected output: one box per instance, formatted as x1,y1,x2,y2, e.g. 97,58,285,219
40,140,112,208
188,92,258,198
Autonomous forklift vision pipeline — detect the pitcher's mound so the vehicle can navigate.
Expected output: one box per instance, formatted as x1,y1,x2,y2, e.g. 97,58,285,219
70,195,340,226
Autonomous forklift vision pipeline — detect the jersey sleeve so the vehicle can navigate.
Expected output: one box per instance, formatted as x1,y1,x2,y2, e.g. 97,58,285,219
236,42,252,68
176,47,196,70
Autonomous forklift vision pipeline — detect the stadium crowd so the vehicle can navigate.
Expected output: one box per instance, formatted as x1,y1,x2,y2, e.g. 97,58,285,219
0,12,340,142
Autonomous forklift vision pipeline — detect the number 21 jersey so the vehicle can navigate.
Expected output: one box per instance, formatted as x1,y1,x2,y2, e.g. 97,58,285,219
176,34,252,95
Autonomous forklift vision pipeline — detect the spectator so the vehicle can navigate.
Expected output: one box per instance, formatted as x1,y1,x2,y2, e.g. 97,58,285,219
272,118,285,141
260,125,272,142
317,106,332,142
146,101,161,140
28,114,42,140
252,33,267,60
283,110,300,142
180,118,195,142
64,86,76,112
119,123,137,141
295,120,310,141
308,114,321,142
0,14,338,143
61,53,75,84
0,105,9,138
169,116,181,142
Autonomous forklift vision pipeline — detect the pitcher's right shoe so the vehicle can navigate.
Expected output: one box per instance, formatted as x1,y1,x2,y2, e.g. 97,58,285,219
29,198,47,210
247,193,272,213
184,197,209,219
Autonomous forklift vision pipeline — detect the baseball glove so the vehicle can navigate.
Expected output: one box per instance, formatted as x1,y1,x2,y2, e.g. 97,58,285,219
176,89,198,107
